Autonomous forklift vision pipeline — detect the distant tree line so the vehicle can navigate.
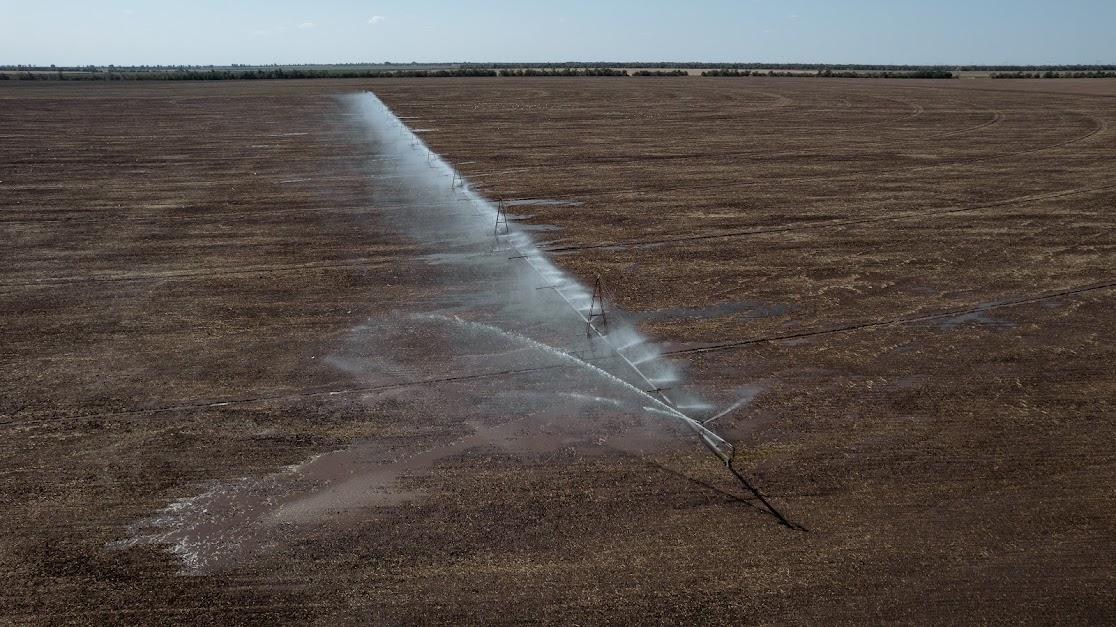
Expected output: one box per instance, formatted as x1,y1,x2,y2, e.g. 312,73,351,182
496,68,628,77
702,69,956,78
6,62,1116,75
991,70,1116,79
464,62,1116,72
7,63,1116,82
818,69,955,78
0,68,500,81
0,63,461,71
0,66,632,80
702,69,807,77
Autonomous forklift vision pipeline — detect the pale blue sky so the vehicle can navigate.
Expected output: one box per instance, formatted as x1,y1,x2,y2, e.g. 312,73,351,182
2,0,1114,66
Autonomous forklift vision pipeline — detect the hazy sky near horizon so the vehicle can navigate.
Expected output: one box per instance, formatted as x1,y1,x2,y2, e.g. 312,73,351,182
2,0,1114,66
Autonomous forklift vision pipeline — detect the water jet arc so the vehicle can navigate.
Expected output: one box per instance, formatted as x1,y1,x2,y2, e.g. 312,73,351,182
361,92,798,524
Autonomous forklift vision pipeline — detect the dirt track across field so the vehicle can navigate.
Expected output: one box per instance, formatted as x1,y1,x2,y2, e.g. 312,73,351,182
1,77,1114,622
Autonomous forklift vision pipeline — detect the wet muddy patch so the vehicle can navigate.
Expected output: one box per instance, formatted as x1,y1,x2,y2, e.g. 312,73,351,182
936,309,1016,330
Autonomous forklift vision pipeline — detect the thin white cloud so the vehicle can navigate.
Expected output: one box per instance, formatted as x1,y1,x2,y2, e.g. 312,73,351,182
369,15,386,25
298,22,316,30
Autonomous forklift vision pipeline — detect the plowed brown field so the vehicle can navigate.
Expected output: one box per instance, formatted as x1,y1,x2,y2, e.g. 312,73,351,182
2,77,1114,623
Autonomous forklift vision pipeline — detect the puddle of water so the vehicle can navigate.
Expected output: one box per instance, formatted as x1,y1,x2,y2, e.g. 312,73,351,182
937,310,1015,330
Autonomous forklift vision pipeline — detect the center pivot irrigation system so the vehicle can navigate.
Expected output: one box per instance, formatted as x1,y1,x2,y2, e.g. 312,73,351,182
367,92,796,529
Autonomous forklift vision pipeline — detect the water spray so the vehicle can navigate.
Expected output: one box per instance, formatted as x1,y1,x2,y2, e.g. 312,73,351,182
357,91,796,528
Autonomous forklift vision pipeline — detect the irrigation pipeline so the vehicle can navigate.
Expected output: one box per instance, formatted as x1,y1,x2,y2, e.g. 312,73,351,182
371,94,817,529
371,94,741,470
519,253,736,465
